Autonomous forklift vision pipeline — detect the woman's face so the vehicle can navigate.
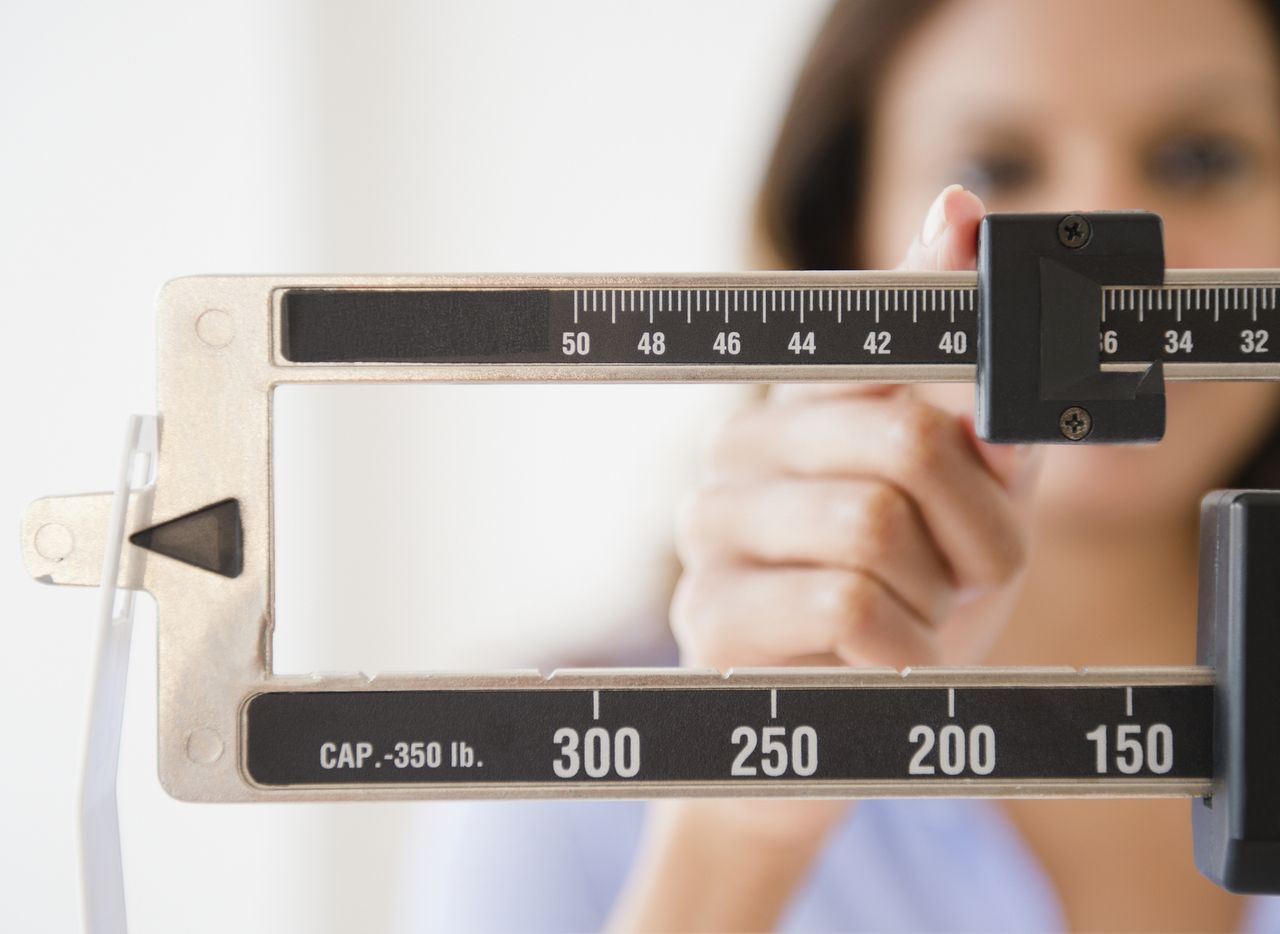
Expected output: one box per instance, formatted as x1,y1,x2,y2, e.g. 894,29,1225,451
859,0,1280,531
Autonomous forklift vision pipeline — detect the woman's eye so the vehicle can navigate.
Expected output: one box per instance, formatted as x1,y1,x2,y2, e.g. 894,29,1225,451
952,153,1037,200
1147,135,1251,193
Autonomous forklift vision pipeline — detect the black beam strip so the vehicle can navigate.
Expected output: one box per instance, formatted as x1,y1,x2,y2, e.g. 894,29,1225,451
246,685,1211,787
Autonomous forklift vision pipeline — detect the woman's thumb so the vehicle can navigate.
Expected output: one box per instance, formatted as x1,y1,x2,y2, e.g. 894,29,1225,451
897,184,986,273
900,187,1039,492
961,411,1045,496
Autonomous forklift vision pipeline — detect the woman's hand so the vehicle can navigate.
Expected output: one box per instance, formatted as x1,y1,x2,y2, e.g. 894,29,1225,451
676,184,1038,676
608,185,1044,933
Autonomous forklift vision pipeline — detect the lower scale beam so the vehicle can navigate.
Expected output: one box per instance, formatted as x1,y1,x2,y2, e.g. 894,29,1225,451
244,668,1213,797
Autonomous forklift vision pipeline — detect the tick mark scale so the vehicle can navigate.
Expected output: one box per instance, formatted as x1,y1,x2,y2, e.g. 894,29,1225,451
279,272,1280,378
245,671,1213,795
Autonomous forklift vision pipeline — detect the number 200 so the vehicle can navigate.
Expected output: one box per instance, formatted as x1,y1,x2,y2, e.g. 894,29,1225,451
908,724,996,775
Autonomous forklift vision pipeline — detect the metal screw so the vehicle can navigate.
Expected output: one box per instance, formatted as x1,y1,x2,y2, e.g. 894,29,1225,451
1057,214,1091,249
1059,405,1092,441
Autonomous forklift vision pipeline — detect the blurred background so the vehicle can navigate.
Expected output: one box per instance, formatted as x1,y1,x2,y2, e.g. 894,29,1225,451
1,2,829,931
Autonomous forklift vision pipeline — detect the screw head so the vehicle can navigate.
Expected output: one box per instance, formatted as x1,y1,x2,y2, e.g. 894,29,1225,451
1057,214,1091,249
1059,405,1092,441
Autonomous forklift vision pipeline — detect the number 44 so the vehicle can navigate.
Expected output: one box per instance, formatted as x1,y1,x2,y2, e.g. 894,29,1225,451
788,331,816,355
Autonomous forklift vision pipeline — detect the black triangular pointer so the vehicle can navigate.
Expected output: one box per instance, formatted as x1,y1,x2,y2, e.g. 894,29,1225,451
129,498,243,578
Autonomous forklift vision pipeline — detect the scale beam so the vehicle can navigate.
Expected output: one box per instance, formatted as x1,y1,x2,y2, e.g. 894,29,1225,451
275,269,1280,381
19,211,1280,892
245,668,1213,798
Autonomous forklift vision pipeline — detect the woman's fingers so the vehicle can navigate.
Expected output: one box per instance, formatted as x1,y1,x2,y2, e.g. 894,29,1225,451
898,183,986,272
705,392,1030,591
766,185,986,409
668,184,1031,677
671,564,941,671
767,382,905,406
953,410,1044,497
676,477,953,625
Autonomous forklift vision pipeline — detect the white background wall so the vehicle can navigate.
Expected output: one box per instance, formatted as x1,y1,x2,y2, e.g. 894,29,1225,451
1,2,829,931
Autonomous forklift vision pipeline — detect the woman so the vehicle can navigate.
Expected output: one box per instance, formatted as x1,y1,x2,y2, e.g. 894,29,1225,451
399,0,1280,930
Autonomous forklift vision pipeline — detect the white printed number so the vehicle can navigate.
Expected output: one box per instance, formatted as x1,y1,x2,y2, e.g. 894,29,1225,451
863,330,891,355
561,331,590,356
714,331,741,355
1084,723,1173,774
939,331,967,355
908,724,996,776
1100,330,1118,354
789,331,816,355
730,725,818,777
392,741,442,769
552,726,640,779
637,331,665,355
1164,329,1193,353
1242,329,1270,353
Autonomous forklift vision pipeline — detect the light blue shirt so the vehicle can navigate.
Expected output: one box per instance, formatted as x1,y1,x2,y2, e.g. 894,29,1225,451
394,797,1280,932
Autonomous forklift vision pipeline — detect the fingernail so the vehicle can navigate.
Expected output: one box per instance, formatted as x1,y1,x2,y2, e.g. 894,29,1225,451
921,184,963,247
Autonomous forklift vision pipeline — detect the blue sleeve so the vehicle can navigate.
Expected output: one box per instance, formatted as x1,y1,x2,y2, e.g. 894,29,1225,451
392,799,647,934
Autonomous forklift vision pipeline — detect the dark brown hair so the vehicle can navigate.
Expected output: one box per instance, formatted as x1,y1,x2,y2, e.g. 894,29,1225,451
755,0,943,270
753,0,1280,488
